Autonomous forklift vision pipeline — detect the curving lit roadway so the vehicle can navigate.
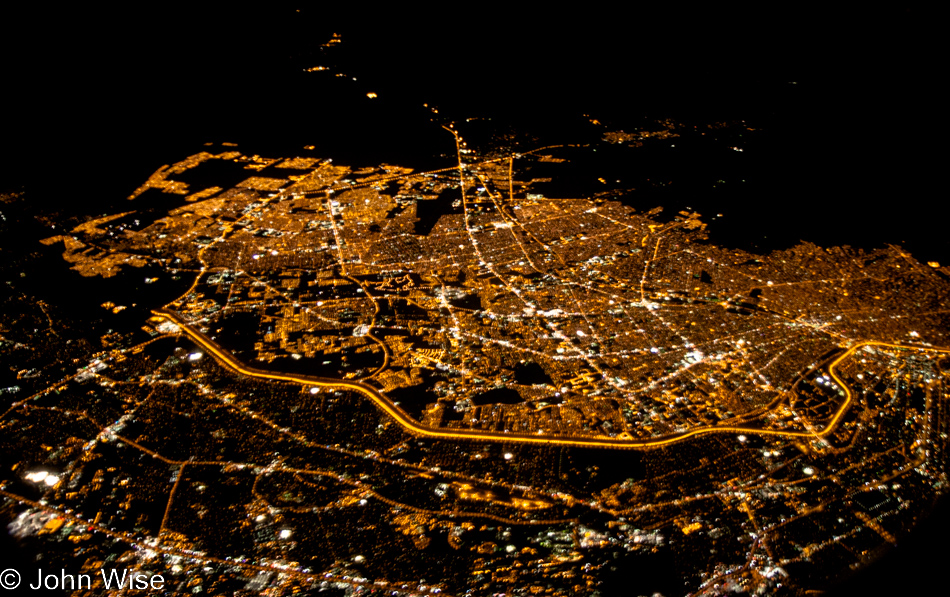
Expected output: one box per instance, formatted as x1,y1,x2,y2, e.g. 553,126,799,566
152,309,948,450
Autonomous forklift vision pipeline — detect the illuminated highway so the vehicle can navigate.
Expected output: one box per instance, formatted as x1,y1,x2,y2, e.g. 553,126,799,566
152,309,949,450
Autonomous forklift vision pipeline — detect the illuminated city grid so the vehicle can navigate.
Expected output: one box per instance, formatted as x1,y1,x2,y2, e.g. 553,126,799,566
3,120,949,596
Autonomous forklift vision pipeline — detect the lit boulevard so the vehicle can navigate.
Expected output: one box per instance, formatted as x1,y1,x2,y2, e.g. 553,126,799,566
151,308,950,449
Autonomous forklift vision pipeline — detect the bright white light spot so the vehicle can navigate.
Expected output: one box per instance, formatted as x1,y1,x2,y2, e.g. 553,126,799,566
909,331,920,338
255,514,266,522
25,471,49,483
271,250,279,256
44,475,59,487
803,467,815,476
576,330,586,337
505,545,516,553
279,529,292,539
188,353,202,361
252,254,260,260
354,554,366,562
359,499,368,505
310,387,320,394
504,453,514,460
857,374,864,380
737,435,747,443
